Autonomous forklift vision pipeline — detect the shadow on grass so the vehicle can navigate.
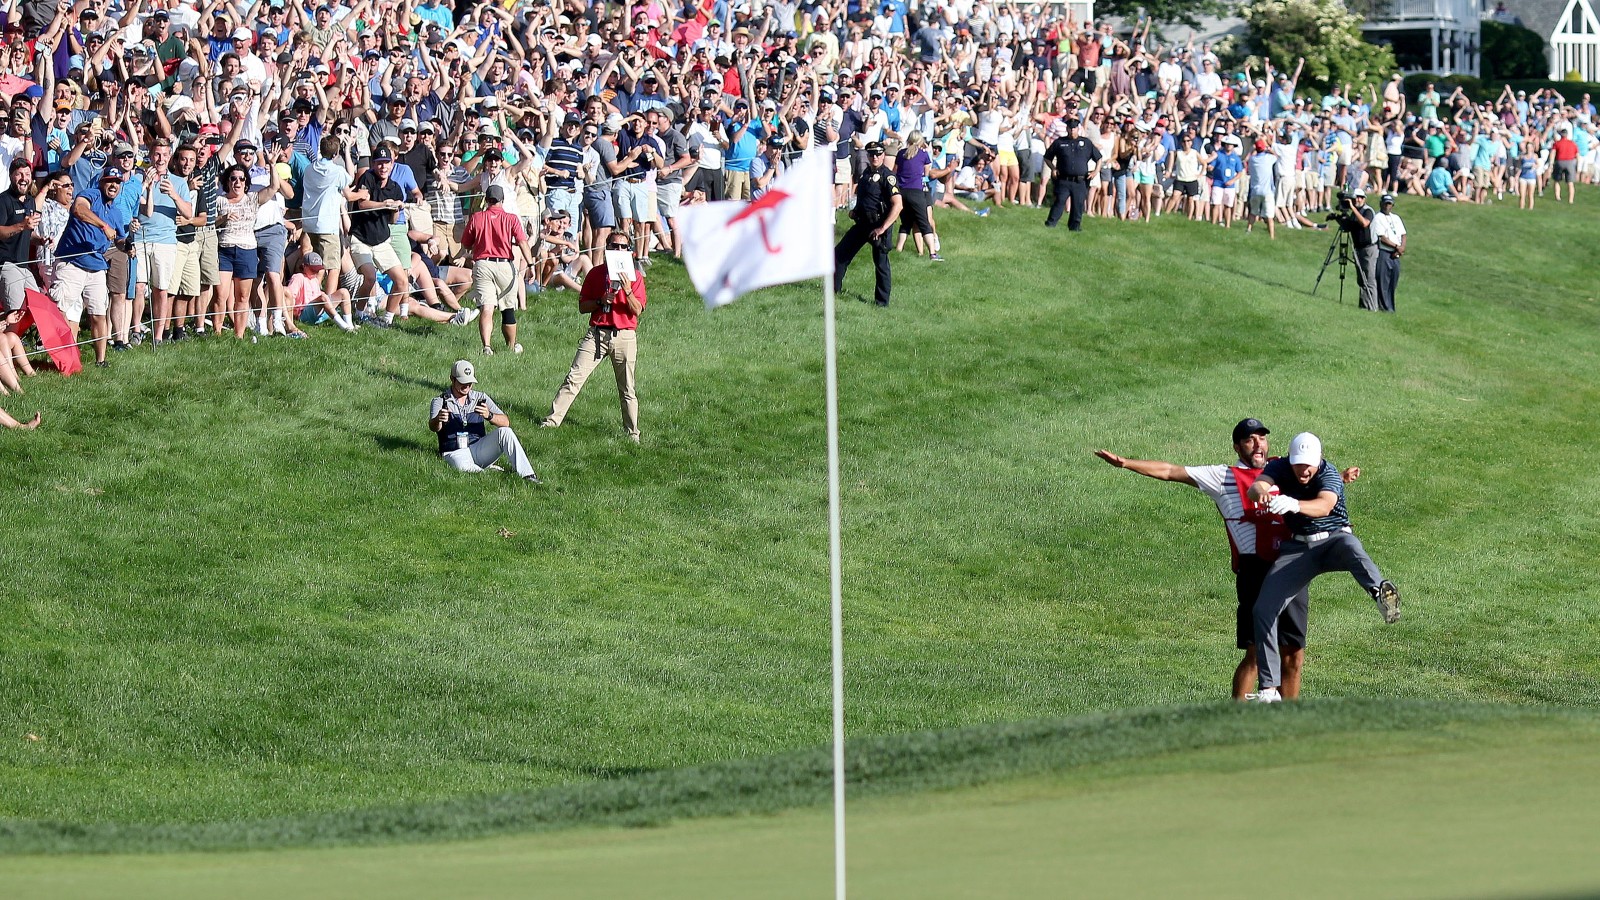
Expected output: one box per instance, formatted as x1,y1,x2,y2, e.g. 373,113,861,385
3,699,1593,856
367,367,444,393
1192,257,1325,300
371,432,430,454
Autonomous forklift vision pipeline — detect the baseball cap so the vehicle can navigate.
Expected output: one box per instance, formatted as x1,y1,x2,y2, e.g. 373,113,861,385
485,184,505,203
371,148,393,162
1288,433,1322,466
451,359,477,384
1232,418,1270,443
1351,187,1367,197
1380,192,1396,204
99,167,124,181
400,118,418,131
302,251,325,268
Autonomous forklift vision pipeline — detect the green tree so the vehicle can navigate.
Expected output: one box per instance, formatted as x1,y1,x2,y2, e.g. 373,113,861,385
1239,0,1398,93
1479,20,1547,82
1094,0,1227,30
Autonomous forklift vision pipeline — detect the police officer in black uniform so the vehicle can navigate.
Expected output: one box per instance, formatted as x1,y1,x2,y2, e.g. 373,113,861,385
833,141,902,307
1043,119,1101,231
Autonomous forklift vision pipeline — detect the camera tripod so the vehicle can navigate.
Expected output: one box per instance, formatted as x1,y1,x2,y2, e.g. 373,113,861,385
1313,225,1353,304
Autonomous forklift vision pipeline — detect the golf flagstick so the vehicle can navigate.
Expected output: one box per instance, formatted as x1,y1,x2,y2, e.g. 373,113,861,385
823,277,847,900
676,153,844,895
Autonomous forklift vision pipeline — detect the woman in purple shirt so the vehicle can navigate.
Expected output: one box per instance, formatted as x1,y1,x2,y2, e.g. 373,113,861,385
893,131,945,261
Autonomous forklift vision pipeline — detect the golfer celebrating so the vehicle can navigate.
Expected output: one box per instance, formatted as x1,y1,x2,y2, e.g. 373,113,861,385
1096,419,1359,700
1247,432,1401,704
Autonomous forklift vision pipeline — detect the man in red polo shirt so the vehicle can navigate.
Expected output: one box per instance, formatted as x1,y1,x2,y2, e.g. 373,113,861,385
540,232,646,443
1551,126,1580,205
460,184,535,355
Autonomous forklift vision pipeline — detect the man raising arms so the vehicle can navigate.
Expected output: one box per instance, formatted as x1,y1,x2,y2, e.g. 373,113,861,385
1246,433,1401,704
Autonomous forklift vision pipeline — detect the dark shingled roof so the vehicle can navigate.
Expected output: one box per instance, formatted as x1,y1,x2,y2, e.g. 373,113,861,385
1508,0,1593,39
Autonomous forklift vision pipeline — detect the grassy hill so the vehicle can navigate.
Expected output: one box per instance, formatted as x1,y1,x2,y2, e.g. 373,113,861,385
2,194,1598,845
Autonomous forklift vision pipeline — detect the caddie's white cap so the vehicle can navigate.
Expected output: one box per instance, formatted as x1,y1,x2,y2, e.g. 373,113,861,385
1288,432,1322,465
451,359,477,384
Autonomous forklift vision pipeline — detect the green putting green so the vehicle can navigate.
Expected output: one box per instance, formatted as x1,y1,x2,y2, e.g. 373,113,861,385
6,708,1598,899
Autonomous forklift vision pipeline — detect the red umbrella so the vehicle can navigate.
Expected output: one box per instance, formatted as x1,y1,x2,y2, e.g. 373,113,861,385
15,287,81,376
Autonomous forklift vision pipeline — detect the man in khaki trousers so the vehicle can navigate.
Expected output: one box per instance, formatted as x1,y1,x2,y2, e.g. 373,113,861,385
542,233,646,443
459,184,534,355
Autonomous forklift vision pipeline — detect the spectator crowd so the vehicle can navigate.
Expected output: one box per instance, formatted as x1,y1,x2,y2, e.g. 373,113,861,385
0,0,1594,400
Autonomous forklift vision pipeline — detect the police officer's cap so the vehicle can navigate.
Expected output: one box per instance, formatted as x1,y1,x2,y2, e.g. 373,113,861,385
1065,117,1081,128
864,141,885,154
1232,418,1270,443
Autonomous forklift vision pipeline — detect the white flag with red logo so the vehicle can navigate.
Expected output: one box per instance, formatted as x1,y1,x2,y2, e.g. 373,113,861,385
681,149,836,309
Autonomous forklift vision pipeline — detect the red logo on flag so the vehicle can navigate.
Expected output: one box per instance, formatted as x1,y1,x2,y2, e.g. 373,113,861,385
725,190,790,254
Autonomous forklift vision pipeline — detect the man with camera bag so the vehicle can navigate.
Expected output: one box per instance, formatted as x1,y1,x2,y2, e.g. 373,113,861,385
428,359,541,484
1333,187,1379,311
541,233,647,443
833,141,901,307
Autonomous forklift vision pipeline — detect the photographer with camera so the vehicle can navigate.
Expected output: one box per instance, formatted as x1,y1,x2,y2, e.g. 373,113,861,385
429,359,540,485
1329,187,1379,311
541,233,646,444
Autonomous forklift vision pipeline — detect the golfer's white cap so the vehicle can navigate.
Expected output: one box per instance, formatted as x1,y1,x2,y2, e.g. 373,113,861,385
451,359,477,384
1288,432,1322,465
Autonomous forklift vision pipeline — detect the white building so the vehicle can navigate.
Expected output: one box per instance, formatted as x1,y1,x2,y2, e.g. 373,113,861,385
1361,0,1483,76
1499,0,1600,81
1149,2,1483,77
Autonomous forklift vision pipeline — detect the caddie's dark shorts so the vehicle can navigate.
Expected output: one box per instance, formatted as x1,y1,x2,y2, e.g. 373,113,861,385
1237,553,1307,651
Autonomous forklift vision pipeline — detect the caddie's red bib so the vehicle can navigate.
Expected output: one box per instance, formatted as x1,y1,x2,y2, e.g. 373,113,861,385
1226,465,1288,569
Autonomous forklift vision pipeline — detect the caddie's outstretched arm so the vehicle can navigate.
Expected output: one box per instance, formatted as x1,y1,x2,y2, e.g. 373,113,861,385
1093,450,1196,485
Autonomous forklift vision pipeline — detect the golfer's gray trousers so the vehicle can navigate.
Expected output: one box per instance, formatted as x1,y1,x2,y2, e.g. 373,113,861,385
1356,243,1381,311
1254,531,1384,689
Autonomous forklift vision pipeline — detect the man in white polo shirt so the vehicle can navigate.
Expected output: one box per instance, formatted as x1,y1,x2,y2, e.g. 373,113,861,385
1371,192,1406,313
1096,419,1361,700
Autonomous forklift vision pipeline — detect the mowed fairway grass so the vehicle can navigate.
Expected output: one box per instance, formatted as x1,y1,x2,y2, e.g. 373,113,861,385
2,196,1599,879
6,704,1600,898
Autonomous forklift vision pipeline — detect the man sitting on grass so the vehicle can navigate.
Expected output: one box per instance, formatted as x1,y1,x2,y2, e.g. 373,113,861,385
428,359,540,485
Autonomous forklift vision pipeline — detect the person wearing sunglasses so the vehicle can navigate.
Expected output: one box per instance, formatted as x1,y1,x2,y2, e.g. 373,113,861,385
540,234,646,444
215,159,282,339
832,140,900,308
